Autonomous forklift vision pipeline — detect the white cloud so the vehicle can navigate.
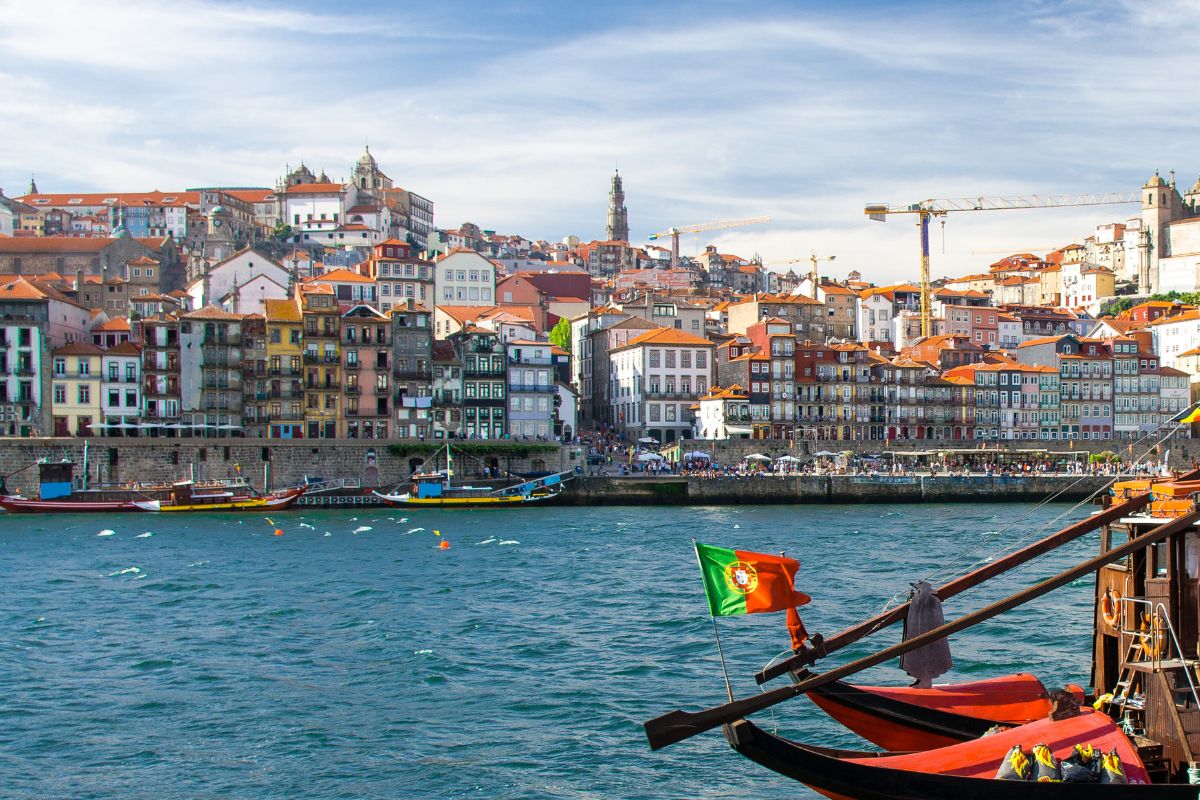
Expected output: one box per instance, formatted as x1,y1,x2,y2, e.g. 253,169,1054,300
0,0,1196,289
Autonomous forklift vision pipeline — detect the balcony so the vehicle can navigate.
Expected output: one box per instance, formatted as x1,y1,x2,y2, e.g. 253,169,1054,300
346,385,361,395
303,352,319,364
15,366,35,376
509,383,552,393
345,360,361,370
375,385,390,395
394,370,431,381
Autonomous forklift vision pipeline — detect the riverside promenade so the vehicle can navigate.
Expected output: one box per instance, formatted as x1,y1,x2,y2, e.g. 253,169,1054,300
562,473,1114,505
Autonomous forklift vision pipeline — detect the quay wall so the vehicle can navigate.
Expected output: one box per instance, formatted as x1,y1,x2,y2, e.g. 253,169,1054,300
0,438,584,492
564,475,1114,506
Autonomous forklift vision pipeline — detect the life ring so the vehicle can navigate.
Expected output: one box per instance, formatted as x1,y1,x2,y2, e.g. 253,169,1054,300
1100,588,1121,628
1138,612,1167,659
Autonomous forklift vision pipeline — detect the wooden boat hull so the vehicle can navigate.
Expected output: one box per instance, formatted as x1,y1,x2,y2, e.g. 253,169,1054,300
372,490,559,508
806,673,1053,751
133,488,305,513
0,496,140,513
726,712,1184,799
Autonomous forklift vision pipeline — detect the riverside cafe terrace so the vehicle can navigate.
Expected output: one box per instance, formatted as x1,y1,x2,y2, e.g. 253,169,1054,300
883,448,1089,473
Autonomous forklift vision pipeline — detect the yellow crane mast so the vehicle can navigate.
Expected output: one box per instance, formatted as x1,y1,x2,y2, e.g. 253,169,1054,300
865,192,1140,338
648,216,771,269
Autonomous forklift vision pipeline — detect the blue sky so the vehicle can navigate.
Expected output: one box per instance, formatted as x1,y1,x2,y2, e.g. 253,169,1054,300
2,0,1198,282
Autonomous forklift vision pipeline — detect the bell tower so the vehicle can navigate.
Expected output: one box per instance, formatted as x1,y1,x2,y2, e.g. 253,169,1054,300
606,170,629,242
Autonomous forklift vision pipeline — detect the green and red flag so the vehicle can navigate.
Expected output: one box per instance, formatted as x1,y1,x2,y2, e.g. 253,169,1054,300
694,542,811,618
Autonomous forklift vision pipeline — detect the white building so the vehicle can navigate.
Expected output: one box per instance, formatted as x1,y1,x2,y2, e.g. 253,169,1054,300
186,249,291,311
856,292,895,343
1147,309,1200,368
695,386,751,440
1160,366,1191,427
435,249,497,305
282,182,347,245
216,273,289,316
609,327,714,443
100,341,141,430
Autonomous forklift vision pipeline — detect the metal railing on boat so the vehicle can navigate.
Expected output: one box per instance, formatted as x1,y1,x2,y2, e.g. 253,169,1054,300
1115,597,1200,715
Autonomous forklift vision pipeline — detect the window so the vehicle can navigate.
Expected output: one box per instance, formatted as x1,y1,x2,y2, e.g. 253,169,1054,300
54,385,66,403
78,385,90,403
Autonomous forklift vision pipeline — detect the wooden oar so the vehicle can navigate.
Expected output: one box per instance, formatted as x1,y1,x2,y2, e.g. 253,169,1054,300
644,508,1199,751
755,490,1151,684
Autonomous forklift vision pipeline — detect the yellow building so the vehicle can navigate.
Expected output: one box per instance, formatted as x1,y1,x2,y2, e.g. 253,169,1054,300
264,297,305,438
299,284,341,439
50,343,102,436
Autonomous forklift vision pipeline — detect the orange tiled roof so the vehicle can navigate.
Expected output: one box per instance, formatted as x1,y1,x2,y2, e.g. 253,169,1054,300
92,316,131,332
617,327,714,349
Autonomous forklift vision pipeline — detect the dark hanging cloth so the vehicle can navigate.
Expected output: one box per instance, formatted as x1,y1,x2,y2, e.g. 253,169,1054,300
900,580,952,688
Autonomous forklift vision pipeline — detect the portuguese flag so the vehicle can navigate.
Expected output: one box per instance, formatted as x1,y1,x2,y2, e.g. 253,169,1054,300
694,542,811,618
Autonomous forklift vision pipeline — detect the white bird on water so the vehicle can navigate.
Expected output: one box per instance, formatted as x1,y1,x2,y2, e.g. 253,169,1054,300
97,529,115,537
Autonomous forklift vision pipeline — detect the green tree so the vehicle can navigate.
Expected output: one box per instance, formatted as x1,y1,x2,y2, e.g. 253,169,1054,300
272,222,293,241
549,317,571,353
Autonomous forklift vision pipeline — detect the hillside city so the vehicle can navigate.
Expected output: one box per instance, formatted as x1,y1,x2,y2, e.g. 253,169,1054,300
2,151,1200,448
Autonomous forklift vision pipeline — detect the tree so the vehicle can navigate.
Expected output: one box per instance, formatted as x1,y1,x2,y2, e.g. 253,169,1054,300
549,317,571,353
271,221,293,242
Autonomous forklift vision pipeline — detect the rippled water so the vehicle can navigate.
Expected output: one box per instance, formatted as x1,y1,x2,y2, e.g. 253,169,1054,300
0,503,1098,798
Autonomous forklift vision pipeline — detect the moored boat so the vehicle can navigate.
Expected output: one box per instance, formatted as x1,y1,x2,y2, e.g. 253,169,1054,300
131,481,305,512
0,496,140,513
373,444,574,508
644,460,1200,793
804,673,1073,751
725,709,1181,799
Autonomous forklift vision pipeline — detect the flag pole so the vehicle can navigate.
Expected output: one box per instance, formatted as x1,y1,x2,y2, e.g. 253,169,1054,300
693,539,735,703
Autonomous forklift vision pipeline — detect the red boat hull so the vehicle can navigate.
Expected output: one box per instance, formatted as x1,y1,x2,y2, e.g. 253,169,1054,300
0,496,139,513
806,673,1057,751
728,710,1171,799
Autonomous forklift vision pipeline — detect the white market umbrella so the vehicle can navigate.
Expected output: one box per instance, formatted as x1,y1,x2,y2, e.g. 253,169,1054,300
637,453,665,462
86,422,110,430
683,451,711,460
814,450,838,457
217,424,242,430
776,455,802,463
638,437,658,444
746,453,772,461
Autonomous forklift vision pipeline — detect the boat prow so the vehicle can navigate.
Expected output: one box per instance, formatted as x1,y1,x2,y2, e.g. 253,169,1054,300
805,673,1065,751
726,710,1172,799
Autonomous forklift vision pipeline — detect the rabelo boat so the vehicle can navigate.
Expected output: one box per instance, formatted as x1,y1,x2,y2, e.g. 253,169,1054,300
644,465,1200,796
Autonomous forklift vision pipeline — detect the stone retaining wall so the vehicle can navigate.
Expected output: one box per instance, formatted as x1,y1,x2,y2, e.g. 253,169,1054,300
0,438,582,492
564,474,1113,506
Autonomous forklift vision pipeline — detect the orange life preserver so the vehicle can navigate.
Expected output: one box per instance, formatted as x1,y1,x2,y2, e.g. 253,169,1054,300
1100,588,1121,628
1138,612,1166,659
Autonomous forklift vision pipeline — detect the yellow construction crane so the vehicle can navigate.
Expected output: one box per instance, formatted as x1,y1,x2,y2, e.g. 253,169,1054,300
769,253,837,300
865,192,1140,338
648,216,770,269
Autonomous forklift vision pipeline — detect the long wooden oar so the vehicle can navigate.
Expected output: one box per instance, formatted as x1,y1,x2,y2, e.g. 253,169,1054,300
644,508,1199,751
755,490,1151,684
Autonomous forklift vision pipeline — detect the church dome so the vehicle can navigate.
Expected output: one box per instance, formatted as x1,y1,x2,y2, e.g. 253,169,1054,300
208,205,225,216
357,145,377,169
1145,171,1167,188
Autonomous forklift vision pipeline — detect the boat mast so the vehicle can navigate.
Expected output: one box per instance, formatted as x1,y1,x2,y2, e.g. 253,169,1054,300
81,439,88,491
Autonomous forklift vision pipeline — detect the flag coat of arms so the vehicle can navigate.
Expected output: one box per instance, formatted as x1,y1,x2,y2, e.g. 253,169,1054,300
694,542,811,617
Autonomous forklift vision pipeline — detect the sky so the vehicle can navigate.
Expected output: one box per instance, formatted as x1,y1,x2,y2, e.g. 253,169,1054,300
2,0,1199,283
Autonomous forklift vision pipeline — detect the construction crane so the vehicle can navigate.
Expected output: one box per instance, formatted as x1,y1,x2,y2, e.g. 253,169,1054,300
865,192,1140,338
648,216,770,269
769,253,837,300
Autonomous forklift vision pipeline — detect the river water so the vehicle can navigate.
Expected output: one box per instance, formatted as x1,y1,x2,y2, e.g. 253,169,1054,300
0,502,1099,799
